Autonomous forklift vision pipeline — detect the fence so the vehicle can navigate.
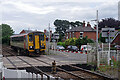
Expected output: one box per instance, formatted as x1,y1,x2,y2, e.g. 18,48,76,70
87,43,119,67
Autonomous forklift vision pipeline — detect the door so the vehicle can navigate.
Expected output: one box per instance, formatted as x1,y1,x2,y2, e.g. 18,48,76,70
35,35,40,49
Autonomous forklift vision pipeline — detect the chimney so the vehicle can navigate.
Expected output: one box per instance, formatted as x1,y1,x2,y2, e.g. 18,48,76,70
87,22,91,27
94,25,96,29
44,29,46,33
83,21,85,27
50,30,52,34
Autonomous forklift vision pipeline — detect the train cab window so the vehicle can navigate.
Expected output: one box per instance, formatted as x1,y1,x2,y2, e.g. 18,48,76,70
29,34,33,41
40,34,44,41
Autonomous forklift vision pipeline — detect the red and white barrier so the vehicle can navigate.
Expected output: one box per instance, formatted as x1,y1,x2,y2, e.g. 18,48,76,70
54,49,87,54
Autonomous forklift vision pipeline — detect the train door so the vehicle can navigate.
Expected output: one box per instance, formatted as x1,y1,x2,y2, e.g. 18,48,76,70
34,35,40,49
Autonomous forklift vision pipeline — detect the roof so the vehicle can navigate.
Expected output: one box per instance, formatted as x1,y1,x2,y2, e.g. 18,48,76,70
111,31,120,43
11,31,43,38
20,30,33,34
66,26,96,32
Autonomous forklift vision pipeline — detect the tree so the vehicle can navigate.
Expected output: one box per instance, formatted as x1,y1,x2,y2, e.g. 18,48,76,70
64,37,94,49
98,33,105,43
98,18,120,30
54,19,83,41
75,38,81,49
1,24,14,45
54,19,70,41
54,19,70,35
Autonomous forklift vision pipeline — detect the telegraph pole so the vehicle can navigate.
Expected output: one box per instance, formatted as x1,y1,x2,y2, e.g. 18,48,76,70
96,10,99,68
91,10,99,68
48,23,50,54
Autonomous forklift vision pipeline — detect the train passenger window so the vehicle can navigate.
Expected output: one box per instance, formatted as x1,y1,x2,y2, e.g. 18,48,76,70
29,34,33,41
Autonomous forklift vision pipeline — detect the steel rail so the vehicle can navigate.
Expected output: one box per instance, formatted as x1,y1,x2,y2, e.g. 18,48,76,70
32,57,85,80
3,49,51,80
39,55,114,80
3,50,18,69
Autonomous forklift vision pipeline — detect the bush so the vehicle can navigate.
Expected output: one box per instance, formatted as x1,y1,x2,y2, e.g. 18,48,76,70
57,42,63,45
58,37,94,49
57,42,66,48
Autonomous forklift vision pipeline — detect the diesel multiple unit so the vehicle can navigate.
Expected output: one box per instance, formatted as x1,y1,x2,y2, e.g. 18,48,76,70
10,31,46,55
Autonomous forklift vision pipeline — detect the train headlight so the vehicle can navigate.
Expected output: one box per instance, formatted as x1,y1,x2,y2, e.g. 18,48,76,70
29,46,33,50
30,46,32,48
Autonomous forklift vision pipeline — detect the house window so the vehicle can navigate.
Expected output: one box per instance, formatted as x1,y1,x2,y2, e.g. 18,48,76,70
70,32,71,38
73,32,74,37
80,32,83,39
67,33,68,39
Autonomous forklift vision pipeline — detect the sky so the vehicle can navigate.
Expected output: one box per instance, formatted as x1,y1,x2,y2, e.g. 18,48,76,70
1,0,120,34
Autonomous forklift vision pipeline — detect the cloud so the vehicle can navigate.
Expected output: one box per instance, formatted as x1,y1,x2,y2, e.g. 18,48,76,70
2,0,119,34
2,1,55,14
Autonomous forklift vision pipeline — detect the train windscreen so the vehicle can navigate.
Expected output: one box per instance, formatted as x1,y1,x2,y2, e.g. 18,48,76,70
40,34,44,41
29,34,33,41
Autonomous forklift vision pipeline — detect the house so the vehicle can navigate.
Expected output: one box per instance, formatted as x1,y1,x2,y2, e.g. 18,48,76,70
20,30,33,34
111,32,120,45
65,21,99,41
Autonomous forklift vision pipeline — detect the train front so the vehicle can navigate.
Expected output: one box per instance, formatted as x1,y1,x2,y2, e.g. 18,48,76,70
28,32,46,54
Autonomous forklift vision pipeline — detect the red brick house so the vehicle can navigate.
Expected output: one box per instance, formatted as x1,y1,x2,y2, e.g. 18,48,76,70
111,32,120,45
20,30,33,34
65,22,99,41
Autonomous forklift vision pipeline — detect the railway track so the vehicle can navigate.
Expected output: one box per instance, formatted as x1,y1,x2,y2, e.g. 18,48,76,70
3,47,86,79
32,56,114,80
39,56,114,79
2,49,52,80
3,46,114,80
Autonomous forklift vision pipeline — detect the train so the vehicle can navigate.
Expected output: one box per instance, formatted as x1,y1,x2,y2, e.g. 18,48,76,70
10,31,46,55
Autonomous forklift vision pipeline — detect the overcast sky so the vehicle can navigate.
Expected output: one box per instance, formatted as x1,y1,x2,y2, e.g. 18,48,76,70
1,0,119,34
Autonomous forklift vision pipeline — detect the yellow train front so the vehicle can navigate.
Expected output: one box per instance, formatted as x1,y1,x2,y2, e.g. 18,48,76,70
10,31,46,55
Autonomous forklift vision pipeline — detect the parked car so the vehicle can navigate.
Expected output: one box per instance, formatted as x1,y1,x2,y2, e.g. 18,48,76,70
81,45,102,51
80,45,92,51
114,45,120,50
67,45,79,51
56,45,65,50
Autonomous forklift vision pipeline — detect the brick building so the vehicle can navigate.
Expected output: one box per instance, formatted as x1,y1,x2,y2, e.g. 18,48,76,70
20,30,33,34
65,22,99,41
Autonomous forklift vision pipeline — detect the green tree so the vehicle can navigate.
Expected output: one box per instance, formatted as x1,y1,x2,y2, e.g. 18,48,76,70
54,19,83,41
75,38,81,49
69,38,76,45
1,24,14,45
98,18,120,30
98,33,105,43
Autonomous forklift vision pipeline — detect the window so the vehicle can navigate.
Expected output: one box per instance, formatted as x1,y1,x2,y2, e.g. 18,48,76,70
73,32,74,37
67,33,68,39
29,34,33,41
12,36,24,42
40,34,44,41
70,32,71,38
80,32,83,39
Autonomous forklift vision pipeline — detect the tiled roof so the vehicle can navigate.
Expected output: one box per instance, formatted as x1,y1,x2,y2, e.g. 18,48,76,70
66,26,96,32
24,30,33,33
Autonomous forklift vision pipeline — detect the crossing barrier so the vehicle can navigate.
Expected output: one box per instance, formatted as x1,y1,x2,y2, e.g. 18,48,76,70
51,49,87,54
